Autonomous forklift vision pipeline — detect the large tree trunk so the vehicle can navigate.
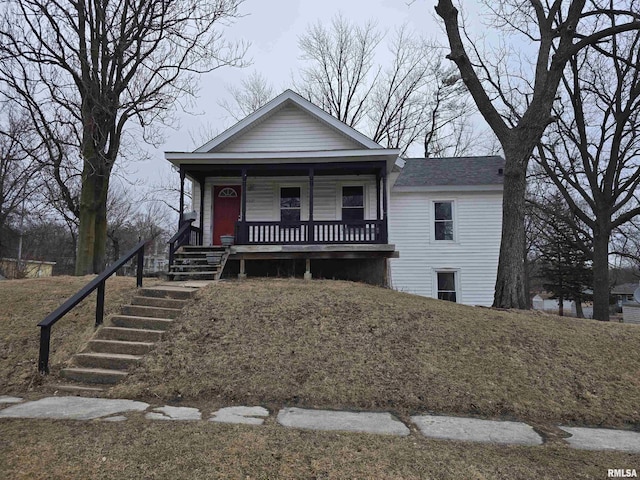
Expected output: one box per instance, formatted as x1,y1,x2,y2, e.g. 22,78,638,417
493,146,529,309
75,164,110,275
592,227,611,321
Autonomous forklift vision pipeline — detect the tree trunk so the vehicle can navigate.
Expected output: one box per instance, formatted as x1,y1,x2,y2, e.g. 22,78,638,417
592,228,611,321
574,298,584,318
493,147,529,309
75,165,110,275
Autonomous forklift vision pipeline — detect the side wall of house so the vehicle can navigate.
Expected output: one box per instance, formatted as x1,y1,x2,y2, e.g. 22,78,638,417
388,189,503,307
196,175,378,246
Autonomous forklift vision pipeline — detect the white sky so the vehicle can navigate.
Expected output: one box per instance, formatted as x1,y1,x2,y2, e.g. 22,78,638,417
131,0,486,188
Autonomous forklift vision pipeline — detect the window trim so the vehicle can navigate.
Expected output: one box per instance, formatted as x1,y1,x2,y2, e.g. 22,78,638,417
336,182,368,220
433,269,460,303
277,183,306,222
431,199,457,243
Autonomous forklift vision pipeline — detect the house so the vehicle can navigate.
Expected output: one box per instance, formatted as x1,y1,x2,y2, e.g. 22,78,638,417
0,258,56,279
165,90,503,306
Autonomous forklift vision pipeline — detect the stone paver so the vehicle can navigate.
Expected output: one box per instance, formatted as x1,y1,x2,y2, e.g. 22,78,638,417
277,407,410,436
0,396,24,405
0,397,148,420
146,406,201,421
210,406,269,425
560,426,640,453
411,415,543,446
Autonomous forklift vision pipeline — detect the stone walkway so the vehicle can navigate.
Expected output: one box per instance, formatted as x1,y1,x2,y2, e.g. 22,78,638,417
1,395,639,453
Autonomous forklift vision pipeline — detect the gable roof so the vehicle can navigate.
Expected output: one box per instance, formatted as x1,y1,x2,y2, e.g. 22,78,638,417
195,89,384,153
395,156,505,188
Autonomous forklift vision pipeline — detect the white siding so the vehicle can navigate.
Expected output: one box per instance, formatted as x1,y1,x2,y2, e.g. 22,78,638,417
388,190,502,307
218,105,361,152
196,175,377,245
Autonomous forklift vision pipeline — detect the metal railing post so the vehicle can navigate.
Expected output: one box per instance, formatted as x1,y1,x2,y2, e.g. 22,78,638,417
96,281,105,327
137,244,144,288
38,325,51,375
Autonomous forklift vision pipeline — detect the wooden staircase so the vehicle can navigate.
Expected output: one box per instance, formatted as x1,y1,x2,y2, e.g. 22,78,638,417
169,246,229,281
56,285,197,391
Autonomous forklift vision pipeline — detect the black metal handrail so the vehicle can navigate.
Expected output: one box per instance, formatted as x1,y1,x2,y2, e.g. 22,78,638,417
168,220,201,266
37,238,148,375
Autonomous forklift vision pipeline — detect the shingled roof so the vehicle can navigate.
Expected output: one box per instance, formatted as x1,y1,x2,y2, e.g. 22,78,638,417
395,156,505,187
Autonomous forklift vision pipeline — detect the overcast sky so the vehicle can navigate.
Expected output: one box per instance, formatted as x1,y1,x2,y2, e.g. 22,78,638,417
130,0,482,188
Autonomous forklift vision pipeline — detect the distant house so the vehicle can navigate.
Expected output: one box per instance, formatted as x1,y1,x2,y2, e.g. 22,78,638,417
164,89,503,306
0,258,56,279
612,283,640,307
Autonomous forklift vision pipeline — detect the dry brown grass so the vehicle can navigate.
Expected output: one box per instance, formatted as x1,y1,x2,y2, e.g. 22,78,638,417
1,418,638,479
113,279,640,429
0,275,158,393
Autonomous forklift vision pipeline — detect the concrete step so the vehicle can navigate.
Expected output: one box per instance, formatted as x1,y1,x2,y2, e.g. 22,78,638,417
131,296,187,309
74,352,142,370
96,326,165,342
121,304,182,319
60,367,128,385
110,314,174,331
138,286,197,300
87,339,154,355
48,384,106,394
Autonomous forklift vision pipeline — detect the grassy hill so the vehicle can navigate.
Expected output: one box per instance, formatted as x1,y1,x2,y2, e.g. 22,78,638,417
112,279,640,429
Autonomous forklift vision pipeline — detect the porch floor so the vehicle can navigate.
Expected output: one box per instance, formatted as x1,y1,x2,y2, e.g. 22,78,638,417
229,243,398,260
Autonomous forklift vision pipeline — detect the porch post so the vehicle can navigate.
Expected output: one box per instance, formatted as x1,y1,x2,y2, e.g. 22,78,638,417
239,168,247,244
178,165,185,228
308,167,314,244
198,178,205,245
382,167,388,243
376,171,381,220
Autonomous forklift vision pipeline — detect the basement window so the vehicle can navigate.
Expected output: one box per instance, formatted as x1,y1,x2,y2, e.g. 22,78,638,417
437,271,457,302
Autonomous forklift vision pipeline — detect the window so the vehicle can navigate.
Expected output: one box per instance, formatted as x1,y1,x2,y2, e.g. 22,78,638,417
437,271,457,302
342,186,364,222
280,187,301,223
218,187,238,198
434,201,454,241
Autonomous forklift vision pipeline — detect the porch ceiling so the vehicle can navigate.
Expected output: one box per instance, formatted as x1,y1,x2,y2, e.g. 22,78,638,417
179,160,388,183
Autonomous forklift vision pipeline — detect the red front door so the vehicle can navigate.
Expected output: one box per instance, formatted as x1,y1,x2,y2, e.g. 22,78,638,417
213,185,241,245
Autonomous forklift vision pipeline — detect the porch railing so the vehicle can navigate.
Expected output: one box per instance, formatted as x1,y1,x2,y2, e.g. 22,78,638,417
37,238,147,375
236,219,387,245
168,220,202,266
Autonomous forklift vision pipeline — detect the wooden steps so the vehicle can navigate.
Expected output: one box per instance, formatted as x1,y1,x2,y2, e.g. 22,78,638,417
59,284,197,387
168,246,229,281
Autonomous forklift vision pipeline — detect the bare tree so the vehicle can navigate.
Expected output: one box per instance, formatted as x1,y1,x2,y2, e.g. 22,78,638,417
435,0,640,309
220,71,275,121
535,26,640,320
0,105,42,258
0,0,247,275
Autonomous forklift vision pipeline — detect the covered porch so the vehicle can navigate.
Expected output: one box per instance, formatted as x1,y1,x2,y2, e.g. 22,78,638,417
173,158,391,247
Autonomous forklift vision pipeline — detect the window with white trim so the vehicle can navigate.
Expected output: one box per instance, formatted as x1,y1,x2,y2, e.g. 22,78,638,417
342,186,364,221
218,187,238,198
437,271,457,302
434,201,454,241
280,187,301,223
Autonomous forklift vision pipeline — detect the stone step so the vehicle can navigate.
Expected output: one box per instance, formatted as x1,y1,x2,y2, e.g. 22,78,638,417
121,304,182,319
110,315,174,331
74,352,142,370
60,367,128,385
96,327,165,342
131,296,187,309
87,339,154,356
48,384,106,394
137,286,198,300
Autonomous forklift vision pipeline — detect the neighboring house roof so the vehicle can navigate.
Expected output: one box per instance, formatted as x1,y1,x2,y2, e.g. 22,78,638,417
394,156,505,188
612,283,640,295
194,89,384,153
